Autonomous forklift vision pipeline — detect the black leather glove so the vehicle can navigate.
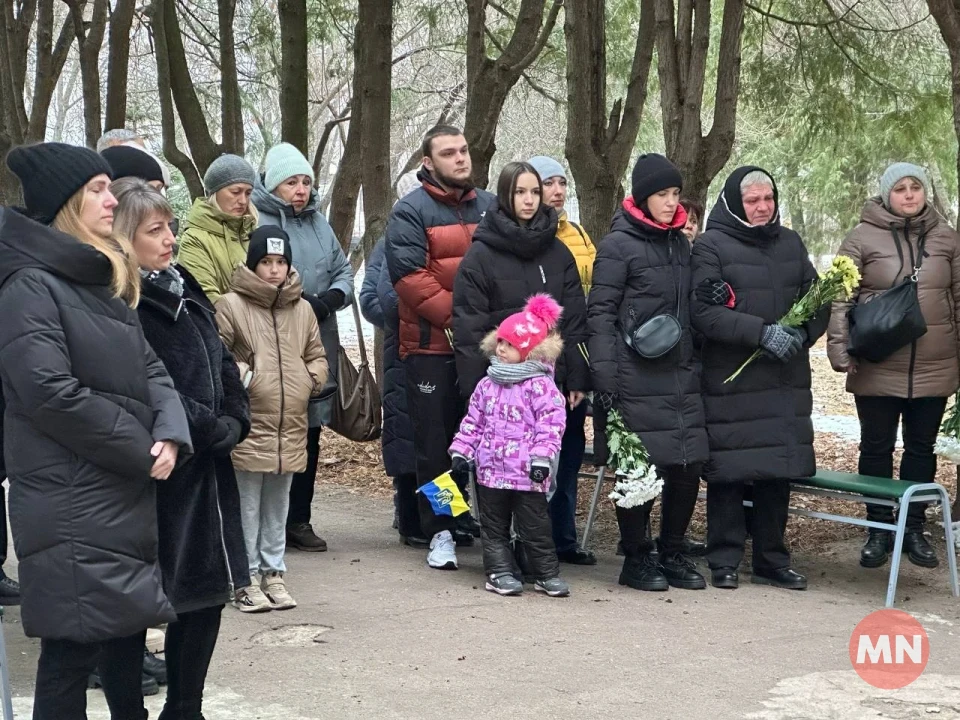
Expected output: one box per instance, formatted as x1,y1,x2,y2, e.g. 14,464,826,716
594,391,617,414
529,461,550,484
450,455,471,487
695,279,732,306
759,324,802,363
302,293,330,322
210,416,243,456
322,288,345,311
591,410,610,467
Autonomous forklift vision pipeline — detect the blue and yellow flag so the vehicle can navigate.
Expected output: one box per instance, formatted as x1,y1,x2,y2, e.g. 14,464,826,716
417,472,470,518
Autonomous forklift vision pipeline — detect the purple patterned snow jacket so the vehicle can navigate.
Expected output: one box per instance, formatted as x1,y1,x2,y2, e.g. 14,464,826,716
449,334,567,493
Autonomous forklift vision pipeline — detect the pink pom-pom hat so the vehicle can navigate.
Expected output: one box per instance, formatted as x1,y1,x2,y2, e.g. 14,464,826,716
496,293,563,361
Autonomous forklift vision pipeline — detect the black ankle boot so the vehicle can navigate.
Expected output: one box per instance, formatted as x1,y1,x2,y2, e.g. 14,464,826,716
659,550,706,589
903,531,939,568
860,531,892,568
619,552,668,591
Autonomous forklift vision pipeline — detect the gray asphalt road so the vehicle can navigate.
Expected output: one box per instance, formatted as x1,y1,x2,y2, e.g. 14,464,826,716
4,488,960,719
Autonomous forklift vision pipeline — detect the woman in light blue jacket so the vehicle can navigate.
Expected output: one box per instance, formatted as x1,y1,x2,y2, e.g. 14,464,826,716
253,143,354,552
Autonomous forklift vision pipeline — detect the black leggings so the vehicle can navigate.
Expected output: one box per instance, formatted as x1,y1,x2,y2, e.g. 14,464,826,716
616,464,701,556
33,630,146,720
158,605,224,720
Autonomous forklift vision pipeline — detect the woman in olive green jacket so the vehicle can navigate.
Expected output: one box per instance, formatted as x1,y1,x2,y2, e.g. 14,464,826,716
178,154,259,302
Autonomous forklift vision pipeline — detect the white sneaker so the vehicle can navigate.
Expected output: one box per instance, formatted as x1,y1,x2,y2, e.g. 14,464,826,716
261,571,297,610
145,627,165,654
234,575,272,613
427,530,458,570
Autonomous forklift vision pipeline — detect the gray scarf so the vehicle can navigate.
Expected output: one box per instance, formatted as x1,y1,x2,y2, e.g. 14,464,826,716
140,265,185,297
486,357,553,386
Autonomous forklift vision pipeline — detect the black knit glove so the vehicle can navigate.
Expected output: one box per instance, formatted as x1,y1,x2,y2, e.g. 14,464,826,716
210,416,243,456
594,391,617,414
759,324,802,363
695,279,732,306
302,292,330,322
450,455,471,488
529,461,550,484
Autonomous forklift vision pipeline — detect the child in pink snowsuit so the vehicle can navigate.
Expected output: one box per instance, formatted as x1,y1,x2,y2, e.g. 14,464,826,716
449,295,569,597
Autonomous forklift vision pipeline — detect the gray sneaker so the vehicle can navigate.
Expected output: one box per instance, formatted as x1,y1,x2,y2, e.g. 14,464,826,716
534,577,570,597
485,573,523,596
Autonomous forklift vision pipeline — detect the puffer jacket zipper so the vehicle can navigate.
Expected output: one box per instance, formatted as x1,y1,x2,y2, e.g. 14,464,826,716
901,219,922,400
186,299,236,594
271,288,286,472
669,235,688,467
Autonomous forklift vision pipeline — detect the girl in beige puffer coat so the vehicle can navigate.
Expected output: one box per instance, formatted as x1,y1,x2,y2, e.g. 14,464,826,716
215,226,328,613
827,163,960,572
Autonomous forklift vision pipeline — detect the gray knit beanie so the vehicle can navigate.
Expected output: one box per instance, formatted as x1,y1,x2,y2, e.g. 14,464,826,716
395,169,422,199
203,154,256,196
263,143,315,192
879,162,929,209
527,155,566,182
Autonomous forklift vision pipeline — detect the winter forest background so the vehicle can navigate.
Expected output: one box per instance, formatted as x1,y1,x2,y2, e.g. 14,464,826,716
1,0,959,268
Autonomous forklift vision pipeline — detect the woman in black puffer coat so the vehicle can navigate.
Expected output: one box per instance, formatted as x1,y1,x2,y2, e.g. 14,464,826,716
452,162,589,402
359,238,424,545
589,154,709,593
113,178,251,720
691,165,828,592
0,143,191,720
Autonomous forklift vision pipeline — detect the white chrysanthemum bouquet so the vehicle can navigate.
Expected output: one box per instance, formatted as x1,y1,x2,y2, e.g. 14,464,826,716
606,409,663,508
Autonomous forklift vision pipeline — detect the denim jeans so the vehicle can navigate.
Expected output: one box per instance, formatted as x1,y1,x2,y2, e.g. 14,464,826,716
33,631,146,720
548,402,588,553
236,471,294,576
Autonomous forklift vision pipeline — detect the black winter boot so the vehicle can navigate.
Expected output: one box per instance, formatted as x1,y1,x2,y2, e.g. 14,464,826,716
903,531,938,568
658,544,706,590
619,552,669,591
860,531,892,568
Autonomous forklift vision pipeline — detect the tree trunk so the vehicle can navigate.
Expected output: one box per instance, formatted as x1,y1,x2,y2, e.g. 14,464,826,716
104,0,137,131
218,0,244,155
357,0,393,262
564,0,656,241
463,0,562,188
148,0,203,196
72,0,110,148
279,0,309,156
0,0,75,204
656,0,745,210
928,0,960,229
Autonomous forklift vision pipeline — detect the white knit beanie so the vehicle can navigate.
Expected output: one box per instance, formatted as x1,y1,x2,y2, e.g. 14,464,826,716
263,143,315,192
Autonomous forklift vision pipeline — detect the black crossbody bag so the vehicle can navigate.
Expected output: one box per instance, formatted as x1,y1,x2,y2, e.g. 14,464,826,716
847,229,928,363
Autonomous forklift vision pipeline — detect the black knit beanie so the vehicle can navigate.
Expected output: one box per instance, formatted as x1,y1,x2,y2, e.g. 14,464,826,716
6,142,114,225
630,153,683,203
722,165,779,225
101,145,164,185
247,225,293,271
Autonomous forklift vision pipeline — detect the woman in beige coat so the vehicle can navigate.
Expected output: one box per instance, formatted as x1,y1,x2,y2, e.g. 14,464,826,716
216,225,328,612
828,163,960,571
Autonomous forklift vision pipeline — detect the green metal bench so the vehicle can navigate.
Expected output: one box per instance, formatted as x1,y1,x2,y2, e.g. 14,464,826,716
580,463,959,608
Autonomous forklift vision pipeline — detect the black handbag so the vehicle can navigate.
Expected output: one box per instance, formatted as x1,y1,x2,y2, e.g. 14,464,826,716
847,230,928,363
623,268,683,359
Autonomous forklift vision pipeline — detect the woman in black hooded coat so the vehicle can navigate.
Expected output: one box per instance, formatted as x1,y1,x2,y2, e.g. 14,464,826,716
112,178,252,720
588,154,709,593
452,162,590,403
691,166,828,591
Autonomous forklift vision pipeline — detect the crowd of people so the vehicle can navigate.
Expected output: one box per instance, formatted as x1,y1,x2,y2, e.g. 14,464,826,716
0,123,957,718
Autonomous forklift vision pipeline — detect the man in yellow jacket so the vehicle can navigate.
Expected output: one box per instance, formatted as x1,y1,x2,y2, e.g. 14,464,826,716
528,155,597,565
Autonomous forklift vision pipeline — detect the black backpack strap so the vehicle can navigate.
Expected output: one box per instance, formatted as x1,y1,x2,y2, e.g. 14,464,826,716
569,221,587,242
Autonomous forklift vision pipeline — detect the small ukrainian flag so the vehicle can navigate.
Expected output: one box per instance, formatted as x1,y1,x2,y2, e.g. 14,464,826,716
417,472,470,517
